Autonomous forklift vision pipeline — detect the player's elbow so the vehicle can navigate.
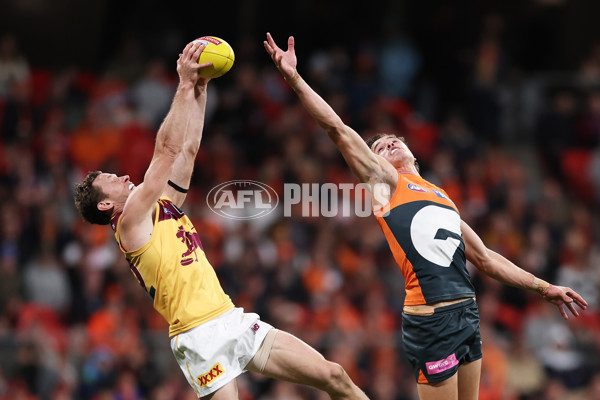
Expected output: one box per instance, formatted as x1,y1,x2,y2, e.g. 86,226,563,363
469,249,494,273
183,138,201,158
159,140,183,160
322,116,346,135
325,125,352,148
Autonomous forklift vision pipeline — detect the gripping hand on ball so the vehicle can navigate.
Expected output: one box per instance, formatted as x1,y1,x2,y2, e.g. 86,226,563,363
264,33,298,81
177,42,212,87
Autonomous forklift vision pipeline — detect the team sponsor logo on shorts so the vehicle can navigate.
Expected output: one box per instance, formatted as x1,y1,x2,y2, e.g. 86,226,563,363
407,183,429,193
425,353,459,374
197,363,224,387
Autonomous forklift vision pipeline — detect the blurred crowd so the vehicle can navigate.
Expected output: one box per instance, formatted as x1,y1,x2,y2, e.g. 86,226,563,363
1,8,600,400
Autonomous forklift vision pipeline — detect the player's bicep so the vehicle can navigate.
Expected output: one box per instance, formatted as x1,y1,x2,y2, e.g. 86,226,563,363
461,220,492,269
162,150,194,207
123,153,176,226
162,185,187,208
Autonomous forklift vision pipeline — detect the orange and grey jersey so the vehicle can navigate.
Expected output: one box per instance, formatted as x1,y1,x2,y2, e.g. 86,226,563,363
374,174,475,305
111,197,234,337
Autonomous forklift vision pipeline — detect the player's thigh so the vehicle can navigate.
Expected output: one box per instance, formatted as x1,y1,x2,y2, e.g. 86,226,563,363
417,373,458,400
202,379,238,400
457,359,481,400
255,330,337,387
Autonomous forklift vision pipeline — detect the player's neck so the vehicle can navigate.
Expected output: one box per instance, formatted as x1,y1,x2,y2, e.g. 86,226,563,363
111,202,126,219
396,164,420,176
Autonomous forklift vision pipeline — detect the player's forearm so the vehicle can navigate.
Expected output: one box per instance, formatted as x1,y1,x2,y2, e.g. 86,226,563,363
287,73,346,137
183,84,208,156
155,82,196,158
286,73,385,184
479,250,548,294
463,221,548,294
165,84,207,194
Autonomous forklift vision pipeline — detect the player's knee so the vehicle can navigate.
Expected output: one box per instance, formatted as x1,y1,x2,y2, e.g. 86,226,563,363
325,362,346,382
321,362,353,394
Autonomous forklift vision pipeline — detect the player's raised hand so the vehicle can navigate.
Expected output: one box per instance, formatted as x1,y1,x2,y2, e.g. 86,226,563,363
177,42,212,86
542,284,588,320
264,33,297,81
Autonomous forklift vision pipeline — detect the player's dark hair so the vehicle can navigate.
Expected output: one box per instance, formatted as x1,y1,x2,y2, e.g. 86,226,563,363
364,133,419,172
74,171,112,225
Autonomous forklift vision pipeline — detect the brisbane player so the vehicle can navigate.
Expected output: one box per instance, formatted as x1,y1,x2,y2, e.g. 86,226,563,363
74,41,368,399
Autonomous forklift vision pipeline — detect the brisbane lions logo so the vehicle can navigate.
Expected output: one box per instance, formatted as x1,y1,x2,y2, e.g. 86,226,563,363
176,227,202,266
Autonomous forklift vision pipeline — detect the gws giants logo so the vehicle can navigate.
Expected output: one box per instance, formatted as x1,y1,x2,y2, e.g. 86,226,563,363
207,180,279,220
197,363,224,387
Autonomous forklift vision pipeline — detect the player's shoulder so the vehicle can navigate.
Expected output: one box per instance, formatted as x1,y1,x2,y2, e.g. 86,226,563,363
157,197,186,220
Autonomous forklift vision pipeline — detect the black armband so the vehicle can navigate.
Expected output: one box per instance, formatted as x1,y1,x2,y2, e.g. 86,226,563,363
168,180,189,194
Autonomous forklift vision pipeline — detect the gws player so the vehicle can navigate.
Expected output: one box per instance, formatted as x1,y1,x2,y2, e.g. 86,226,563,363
264,33,588,400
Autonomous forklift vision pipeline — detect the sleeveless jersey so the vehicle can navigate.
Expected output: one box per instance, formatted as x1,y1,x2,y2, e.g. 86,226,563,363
111,197,234,337
374,174,475,305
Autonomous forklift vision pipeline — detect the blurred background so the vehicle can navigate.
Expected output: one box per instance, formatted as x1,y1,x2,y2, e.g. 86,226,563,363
1,0,599,399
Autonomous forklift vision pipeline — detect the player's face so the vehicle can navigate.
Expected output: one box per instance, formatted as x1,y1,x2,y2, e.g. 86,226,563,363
371,136,415,167
93,173,135,204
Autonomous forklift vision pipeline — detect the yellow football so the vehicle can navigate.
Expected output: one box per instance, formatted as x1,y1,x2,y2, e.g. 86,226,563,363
193,36,235,78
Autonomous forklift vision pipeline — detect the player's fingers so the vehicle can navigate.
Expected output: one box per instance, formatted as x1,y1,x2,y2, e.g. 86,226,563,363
184,42,197,57
198,61,213,69
190,45,205,64
565,301,579,317
288,36,295,52
183,42,194,53
191,42,202,53
182,43,194,60
266,32,279,51
194,43,206,56
568,290,588,308
557,304,568,320
264,41,274,55
571,296,588,310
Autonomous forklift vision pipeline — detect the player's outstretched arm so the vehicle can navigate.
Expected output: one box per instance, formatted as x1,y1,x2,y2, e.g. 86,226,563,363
120,42,209,236
163,72,211,207
264,33,396,187
461,220,588,319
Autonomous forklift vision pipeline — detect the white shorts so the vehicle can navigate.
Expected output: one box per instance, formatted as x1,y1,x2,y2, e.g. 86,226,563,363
170,307,273,397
